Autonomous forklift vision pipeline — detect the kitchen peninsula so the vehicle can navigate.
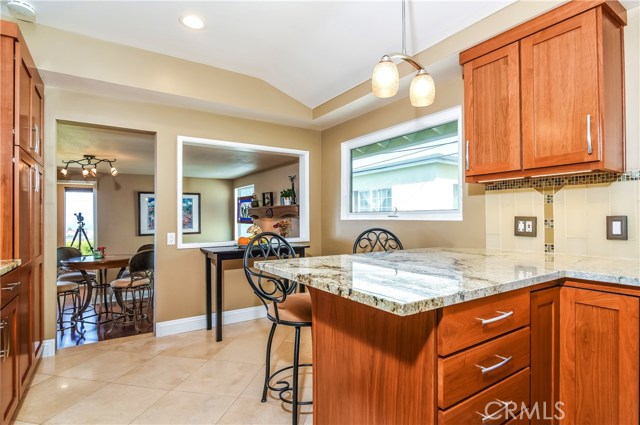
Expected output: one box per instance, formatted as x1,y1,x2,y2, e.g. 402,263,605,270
257,249,640,424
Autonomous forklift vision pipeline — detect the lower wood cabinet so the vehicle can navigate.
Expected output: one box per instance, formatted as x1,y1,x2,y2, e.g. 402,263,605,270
0,296,18,425
559,286,639,425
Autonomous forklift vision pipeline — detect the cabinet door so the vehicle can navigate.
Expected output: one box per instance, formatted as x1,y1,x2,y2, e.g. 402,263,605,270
31,258,43,359
521,10,599,170
0,296,19,425
530,288,560,425
30,84,43,165
560,287,639,424
0,36,15,260
17,265,32,393
464,42,520,176
17,59,32,156
14,147,35,264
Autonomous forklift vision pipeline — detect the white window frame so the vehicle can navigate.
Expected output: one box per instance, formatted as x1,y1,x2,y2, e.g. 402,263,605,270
340,106,463,221
176,136,310,249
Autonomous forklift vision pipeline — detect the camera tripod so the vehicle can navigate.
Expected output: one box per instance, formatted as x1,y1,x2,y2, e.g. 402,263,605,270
70,213,93,252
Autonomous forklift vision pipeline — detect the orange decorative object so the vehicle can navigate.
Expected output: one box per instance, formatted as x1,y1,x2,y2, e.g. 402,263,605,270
237,236,250,245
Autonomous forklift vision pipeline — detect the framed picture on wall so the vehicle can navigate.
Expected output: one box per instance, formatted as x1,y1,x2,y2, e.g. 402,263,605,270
137,192,202,235
237,195,254,224
137,192,155,236
262,192,273,207
182,193,201,234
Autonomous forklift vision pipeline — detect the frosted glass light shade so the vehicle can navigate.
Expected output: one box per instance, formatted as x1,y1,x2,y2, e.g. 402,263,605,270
111,167,118,176
372,57,399,98
410,71,435,107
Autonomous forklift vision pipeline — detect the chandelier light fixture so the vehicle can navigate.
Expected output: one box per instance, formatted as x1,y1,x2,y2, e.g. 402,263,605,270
60,154,118,177
371,0,435,107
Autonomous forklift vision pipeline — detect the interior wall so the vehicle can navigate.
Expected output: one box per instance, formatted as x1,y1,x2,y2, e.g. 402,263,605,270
320,77,486,255
42,88,322,341
182,177,234,243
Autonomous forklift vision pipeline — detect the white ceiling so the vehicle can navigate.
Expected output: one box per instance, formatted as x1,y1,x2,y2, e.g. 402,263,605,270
12,0,521,109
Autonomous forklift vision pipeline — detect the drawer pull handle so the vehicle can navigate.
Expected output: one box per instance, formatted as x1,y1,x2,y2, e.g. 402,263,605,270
1,282,21,291
476,355,512,374
476,310,513,326
476,399,510,424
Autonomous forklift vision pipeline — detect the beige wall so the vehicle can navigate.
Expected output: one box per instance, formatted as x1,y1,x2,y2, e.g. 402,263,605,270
320,77,486,255
42,88,322,340
182,177,234,243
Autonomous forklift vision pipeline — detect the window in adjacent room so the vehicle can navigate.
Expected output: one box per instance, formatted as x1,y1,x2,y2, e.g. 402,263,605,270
64,187,96,254
341,106,462,221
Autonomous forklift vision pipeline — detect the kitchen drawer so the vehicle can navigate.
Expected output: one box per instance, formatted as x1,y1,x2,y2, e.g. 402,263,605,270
438,327,530,409
0,267,22,308
438,367,530,425
438,289,530,356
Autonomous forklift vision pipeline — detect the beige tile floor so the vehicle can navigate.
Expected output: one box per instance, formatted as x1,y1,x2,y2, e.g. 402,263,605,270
16,319,313,425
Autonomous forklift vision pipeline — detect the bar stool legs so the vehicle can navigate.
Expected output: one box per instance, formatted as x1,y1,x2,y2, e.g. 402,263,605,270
56,281,80,334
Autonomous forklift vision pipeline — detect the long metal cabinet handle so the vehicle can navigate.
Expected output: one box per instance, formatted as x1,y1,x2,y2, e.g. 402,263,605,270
465,140,470,171
476,400,510,424
35,164,40,193
587,114,592,155
476,355,513,374
34,124,40,155
1,281,21,291
0,319,8,359
476,310,513,326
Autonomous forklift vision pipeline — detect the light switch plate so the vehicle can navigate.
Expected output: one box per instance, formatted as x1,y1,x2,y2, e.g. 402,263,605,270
606,216,628,240
514,216,537,237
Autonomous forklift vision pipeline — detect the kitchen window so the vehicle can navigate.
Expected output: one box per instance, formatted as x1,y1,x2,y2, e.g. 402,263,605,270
341,106,462,221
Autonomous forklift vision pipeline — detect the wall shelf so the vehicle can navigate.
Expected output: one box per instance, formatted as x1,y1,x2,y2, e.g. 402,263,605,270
248,205,299,219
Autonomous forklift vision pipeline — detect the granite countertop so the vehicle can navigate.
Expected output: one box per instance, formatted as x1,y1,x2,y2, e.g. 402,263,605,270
256,248,640,316
0,259,21,276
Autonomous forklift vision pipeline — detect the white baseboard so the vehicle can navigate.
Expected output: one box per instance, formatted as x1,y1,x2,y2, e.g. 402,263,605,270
155,305,266,338
41,339,56,358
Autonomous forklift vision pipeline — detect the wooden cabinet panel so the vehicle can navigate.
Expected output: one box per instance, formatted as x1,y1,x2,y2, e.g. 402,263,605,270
530,287,560,425
0,296,18,425
15,147,35,264
464,42,521,176
16,265,32,393
559,287,639,425
521,10,599,170
438,289,530,356
438,327,530,409
438,368,530,425
0,36,15,260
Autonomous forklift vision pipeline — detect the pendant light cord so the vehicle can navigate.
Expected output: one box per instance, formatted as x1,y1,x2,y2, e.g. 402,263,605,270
401,0,407,55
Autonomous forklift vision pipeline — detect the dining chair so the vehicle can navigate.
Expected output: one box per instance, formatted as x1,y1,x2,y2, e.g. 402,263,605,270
56,280,80,333
119,244,155,279
57,246,97,325
243,232,311,425
352,227,404,253
107,249,154,333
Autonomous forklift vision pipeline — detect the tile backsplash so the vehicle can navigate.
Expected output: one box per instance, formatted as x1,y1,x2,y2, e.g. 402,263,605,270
485,177,640,259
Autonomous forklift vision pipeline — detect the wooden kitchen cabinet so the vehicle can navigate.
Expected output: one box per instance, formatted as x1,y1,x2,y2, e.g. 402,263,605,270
0,296,18,425
463,42,521,177
460,1,626,182
559,286,639,425
0,20,44,425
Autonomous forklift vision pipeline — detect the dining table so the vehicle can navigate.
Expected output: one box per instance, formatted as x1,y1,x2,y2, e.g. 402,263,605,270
61,254,131,322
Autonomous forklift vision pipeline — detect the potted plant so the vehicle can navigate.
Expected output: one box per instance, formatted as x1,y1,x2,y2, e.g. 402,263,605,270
280,188,293,205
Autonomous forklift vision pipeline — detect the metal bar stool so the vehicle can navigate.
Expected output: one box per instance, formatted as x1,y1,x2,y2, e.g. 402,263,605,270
56,281,80,333
57,246,97,325
243,232,312,425
353,227,404,253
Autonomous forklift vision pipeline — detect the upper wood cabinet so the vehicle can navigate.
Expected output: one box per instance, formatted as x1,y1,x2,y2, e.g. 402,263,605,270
464,42,521,177
460,1,627,182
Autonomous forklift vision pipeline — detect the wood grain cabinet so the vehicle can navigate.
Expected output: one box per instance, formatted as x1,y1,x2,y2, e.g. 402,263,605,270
460,1,626,182
0,20,44,425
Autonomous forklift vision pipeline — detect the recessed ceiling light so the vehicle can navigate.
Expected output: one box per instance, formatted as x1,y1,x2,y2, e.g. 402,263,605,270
180,14,205,30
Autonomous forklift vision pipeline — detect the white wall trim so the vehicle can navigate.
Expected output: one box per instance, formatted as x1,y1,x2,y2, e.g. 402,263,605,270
42,339,56,358
155,305,266,337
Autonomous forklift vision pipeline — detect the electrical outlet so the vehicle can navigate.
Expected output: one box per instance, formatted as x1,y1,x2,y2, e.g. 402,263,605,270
167,232,176,245
514,216,537,237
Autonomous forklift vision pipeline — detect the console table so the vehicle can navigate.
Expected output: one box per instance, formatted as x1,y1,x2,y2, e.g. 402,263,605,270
200,243,309,341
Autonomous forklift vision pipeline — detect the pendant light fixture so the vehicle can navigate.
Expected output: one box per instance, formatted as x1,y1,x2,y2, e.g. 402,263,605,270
371,0,435,107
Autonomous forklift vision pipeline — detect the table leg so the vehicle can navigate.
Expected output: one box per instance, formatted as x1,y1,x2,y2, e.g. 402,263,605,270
216,258,223,342
206,258,212,330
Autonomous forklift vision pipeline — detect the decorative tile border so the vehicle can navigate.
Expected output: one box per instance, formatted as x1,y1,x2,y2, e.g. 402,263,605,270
545,243,555,253
484,170,640,191
544,219,554,229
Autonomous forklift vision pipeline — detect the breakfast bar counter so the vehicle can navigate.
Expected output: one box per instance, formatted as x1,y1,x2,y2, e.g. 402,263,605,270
257,249,640,424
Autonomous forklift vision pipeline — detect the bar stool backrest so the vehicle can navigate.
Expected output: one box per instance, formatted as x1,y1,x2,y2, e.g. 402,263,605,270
136,244,154,253
57,246,82,268
353,228,404,254
128,250,154,280
243,232,297,320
